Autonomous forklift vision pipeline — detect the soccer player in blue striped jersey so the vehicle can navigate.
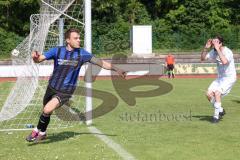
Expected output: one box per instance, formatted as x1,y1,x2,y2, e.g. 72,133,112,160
26,28,126,142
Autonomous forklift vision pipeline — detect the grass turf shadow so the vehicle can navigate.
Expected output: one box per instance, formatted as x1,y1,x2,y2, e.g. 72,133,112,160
231,100,240,104
192,115,213,122
27,131,116,146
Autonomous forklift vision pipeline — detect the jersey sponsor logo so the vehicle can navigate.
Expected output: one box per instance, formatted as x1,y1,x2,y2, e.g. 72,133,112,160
215,54,223,65
58,59,79,67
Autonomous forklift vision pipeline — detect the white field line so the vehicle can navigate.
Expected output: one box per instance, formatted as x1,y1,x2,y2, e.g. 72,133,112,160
88,126,136,160
0,128,32,132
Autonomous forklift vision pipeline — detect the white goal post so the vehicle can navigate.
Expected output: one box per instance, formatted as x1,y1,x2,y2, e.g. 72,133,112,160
84,0,93,125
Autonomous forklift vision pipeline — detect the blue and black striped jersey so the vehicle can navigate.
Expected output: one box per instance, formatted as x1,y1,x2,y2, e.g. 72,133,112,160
44,46,93,94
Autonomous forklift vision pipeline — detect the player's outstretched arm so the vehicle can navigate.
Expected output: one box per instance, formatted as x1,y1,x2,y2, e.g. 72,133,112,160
201,39,212,61
90,57,126,78
32,51,46,63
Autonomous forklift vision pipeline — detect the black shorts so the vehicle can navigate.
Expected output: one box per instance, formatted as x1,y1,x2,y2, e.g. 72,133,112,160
167,64,174,71
43,85,72,106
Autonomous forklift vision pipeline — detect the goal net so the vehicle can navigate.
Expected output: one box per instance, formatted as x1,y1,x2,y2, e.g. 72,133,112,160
0,0,88,131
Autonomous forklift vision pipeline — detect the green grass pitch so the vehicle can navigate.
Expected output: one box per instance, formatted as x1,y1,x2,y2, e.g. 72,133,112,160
0,78,240,160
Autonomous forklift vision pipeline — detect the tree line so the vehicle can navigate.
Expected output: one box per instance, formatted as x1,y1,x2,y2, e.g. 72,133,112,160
0,0,239,58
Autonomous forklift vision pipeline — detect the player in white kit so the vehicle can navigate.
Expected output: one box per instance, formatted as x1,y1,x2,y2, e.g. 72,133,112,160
201,35,237,123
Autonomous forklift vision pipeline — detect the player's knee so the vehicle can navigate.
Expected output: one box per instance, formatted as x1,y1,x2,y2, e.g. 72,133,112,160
206,91,212,101
214,90,222,97
43,107,53,115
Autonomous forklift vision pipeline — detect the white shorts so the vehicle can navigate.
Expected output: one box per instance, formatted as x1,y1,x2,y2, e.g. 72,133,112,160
208,77,236,97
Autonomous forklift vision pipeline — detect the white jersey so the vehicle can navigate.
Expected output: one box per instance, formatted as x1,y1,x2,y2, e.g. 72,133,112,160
206,47,236,79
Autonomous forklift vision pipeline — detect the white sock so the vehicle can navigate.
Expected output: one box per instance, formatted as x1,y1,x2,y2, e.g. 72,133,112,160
214,102,222,119
34,128,39,132
39,131,46,136
210,97,215,108
218,106,223,113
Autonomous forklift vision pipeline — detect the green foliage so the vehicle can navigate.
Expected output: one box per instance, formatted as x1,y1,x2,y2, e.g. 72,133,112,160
0,0,240,59
0,27,23,59
0,0,39,36
92,0,240,55
92,18,131,55
93,0,121,23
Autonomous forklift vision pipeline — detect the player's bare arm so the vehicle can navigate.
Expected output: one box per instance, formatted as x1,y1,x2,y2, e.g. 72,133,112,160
90,56,126,78
212,39,228,65
32,51,46,63
201,39,212,61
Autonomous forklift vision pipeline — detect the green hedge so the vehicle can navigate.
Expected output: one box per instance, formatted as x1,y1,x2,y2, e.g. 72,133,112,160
0,28,23,59
92,22,240,55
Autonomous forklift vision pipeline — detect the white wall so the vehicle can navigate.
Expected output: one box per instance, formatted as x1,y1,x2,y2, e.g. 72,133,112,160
0,63,164,77
131,25,152,57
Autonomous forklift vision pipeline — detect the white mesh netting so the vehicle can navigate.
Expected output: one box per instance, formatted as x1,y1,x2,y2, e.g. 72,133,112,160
0,0,86,131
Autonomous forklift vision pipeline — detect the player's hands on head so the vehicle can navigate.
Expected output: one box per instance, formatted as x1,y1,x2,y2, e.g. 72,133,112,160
212,39,222,50
205,39,212,49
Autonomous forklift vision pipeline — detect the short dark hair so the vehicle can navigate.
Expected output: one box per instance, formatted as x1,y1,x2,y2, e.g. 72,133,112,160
64,28,80,39
215,35,224,44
